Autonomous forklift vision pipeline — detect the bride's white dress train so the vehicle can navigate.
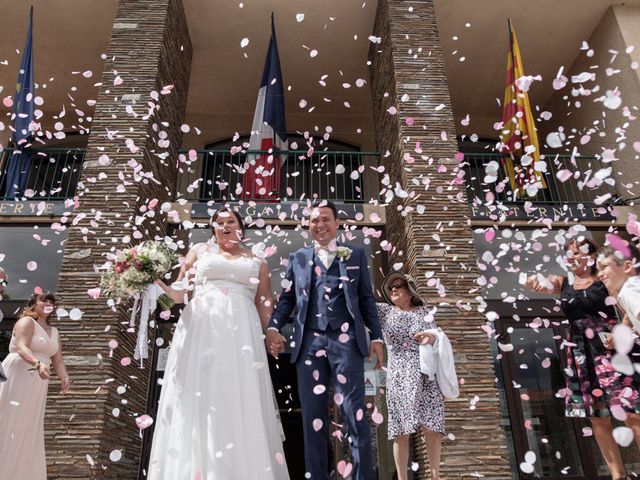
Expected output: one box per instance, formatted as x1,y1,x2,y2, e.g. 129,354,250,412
148,243,289,480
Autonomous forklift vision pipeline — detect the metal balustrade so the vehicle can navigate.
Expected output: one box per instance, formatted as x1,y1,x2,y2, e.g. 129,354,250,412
0,148,85,201
176,149,378,203
463,152,621,205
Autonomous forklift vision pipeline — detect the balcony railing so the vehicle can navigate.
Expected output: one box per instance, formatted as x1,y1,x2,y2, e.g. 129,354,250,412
0,148,85,201
176,149,379,203
463,153,620,205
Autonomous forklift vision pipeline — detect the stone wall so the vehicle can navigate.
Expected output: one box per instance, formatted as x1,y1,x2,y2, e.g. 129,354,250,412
45,0,192,477
369,0,511,478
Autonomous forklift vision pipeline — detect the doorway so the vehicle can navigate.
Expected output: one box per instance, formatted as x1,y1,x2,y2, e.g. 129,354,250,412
138,224,388,479
494,310,640,479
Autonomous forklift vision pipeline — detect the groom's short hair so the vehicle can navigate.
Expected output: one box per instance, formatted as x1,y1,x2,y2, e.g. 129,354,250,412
311,200,338,220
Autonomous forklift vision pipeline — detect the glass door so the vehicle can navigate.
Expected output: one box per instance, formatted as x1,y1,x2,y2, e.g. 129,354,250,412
139,224,388,479
495,316,640,479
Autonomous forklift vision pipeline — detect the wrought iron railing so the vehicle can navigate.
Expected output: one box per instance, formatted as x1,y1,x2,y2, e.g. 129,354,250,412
0,148,85,201
176,149,379,203
463,153,620,205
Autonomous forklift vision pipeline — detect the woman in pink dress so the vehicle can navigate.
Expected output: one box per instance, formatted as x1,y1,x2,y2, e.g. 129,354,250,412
0,291,70,479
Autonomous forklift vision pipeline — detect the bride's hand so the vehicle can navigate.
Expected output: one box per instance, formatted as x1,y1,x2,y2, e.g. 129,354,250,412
266,330,285,359
154,279,168,292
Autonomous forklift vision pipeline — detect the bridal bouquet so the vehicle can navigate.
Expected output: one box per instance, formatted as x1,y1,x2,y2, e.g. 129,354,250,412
100,241,177,362
100,241,176,310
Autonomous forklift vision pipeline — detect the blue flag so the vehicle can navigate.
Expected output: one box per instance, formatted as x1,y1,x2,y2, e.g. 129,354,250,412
4,6,34,198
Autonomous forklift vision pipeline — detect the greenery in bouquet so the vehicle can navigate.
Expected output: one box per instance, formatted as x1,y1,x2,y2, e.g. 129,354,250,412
101,241,177,310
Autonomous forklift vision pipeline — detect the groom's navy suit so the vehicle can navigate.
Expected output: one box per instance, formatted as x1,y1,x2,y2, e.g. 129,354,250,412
269,243,383,480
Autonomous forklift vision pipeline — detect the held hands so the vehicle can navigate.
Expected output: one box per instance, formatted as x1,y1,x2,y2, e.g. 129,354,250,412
413,331,436,345
368,342,384,370
266,329,286,359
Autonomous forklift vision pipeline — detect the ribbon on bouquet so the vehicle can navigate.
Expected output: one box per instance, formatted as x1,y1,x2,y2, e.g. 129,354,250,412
130,283,165,365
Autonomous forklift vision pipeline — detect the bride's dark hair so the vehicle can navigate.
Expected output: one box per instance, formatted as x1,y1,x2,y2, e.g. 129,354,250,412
210,208,246,240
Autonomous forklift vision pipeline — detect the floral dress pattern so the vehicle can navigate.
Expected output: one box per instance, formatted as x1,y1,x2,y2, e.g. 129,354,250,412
561,279,640,417
377,303,445,439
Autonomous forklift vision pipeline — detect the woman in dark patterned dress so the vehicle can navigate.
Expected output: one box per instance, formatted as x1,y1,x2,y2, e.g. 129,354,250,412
525,237,640,480
377,272,445,480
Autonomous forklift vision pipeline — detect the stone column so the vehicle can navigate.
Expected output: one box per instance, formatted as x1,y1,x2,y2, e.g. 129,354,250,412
45,0,192,477
369,0,511,478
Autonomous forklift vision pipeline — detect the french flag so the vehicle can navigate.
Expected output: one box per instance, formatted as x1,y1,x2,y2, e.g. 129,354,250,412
243,14,288,200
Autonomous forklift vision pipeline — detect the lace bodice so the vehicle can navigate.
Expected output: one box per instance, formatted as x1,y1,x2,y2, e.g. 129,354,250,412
192,242,265,296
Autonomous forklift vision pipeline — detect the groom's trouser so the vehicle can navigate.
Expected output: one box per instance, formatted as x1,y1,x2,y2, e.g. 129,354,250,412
296,327,374,480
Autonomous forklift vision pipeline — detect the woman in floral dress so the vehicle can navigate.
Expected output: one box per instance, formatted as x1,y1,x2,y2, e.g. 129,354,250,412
525,237,640,480
377,272,445,480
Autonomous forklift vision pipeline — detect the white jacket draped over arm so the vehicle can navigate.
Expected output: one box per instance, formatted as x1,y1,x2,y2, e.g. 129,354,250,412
419,328,459,399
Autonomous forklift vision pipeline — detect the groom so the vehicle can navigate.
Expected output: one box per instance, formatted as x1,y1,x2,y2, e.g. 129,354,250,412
267,200,384,480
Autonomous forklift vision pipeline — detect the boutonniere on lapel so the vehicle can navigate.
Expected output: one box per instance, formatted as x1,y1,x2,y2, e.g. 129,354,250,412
335,246,352,262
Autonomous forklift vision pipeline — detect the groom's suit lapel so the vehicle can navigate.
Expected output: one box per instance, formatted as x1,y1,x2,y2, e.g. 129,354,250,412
336,241,351,297
304,245,315,292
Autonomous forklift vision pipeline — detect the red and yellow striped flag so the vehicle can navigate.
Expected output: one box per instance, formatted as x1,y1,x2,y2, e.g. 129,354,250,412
499,19,546,196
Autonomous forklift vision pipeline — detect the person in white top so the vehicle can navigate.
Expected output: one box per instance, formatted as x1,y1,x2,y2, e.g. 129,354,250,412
597,244,640,333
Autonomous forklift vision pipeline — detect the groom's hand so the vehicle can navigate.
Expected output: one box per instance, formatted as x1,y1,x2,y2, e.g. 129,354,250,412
369,342,384,370
266,329,286,359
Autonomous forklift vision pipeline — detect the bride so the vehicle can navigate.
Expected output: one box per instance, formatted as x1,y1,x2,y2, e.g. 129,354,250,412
148,208,289,479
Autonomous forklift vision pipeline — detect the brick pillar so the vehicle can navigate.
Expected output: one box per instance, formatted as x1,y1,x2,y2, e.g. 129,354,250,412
45,1,192,478
369,1,511,478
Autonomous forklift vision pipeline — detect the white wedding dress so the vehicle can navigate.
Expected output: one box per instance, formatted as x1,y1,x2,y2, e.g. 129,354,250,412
147,242,289,480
